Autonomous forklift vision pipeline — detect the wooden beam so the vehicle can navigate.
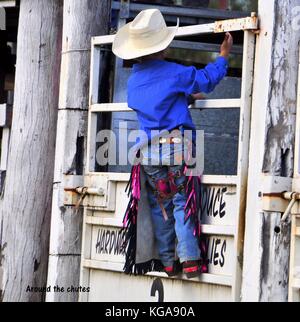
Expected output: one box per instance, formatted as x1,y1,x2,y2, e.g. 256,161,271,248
46,0,112,303
0,0,63,302
241,0,276,302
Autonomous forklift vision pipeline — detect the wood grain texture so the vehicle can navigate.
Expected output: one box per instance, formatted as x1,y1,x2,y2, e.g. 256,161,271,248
59,0,112,110
47,255,81,302
46,0,112,302
0,0,63,301
242,0,300,302
260,0,300,302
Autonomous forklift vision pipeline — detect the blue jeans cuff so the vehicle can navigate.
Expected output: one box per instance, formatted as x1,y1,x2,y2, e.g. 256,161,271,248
179,256,201,263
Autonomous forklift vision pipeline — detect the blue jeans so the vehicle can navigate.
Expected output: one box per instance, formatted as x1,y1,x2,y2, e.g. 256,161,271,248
141,142,201,267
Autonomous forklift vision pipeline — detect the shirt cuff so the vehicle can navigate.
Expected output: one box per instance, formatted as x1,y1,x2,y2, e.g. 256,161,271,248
216,56,229,69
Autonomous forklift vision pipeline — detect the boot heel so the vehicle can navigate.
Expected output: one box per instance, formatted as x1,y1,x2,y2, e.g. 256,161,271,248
182,261,201,278
164,261,181,277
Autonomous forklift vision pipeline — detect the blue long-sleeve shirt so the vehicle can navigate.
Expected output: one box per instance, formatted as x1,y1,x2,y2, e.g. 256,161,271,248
127,56,228,142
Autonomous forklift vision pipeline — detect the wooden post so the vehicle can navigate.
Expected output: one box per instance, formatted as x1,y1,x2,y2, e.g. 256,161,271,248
46,0,111,302
0,0,63,301
242,0,300,301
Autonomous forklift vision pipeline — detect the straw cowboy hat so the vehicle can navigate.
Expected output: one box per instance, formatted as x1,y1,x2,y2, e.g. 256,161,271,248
112,9,179,60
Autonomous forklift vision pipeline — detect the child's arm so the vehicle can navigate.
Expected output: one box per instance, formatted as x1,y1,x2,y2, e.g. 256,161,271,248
178,33,233,95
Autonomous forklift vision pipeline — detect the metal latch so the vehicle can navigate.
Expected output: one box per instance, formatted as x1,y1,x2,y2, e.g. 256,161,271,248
262,175,292,212
64,186,105,209
214,12,259,33
63,174,117,211
263,191,300,223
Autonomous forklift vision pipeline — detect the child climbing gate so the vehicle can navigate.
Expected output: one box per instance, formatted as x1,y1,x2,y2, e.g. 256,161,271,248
112,9,233,278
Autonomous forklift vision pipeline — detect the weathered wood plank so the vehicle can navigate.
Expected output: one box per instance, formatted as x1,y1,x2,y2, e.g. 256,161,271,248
52,109,88,182
242,0,300,302
46,0,112,302
241,0,276,301
46,255,81,302
0,0,63,302
259,0,300,302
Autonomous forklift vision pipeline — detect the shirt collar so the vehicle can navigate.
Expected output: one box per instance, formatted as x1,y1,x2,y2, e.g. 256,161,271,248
133,59,165,72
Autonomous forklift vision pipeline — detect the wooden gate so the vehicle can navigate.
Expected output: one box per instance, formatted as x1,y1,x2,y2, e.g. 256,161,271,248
73,15,258,302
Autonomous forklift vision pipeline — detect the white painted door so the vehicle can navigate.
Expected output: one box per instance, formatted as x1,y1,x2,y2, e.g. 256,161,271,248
76,17,258,302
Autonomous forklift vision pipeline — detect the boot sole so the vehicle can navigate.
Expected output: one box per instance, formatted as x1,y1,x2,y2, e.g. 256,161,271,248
183,267,201,278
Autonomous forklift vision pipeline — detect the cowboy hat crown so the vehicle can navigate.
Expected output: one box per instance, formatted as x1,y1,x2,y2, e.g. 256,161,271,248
112,9,179,60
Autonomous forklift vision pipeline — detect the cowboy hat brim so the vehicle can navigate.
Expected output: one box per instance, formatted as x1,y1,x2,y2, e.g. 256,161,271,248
112,21,179,60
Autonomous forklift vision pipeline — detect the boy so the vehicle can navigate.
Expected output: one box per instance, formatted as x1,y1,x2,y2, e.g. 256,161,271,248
113,9,233,278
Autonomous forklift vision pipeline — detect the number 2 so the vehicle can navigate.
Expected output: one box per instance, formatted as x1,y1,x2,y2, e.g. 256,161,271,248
150,278,164,302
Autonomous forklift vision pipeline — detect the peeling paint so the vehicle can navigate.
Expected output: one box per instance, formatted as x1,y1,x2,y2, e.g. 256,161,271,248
260,213,291,302
263,0,299,178
259,0,300,301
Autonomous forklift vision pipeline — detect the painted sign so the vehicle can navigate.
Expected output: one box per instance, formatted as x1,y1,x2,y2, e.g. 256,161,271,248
85,181,236,285
91,225,233,277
